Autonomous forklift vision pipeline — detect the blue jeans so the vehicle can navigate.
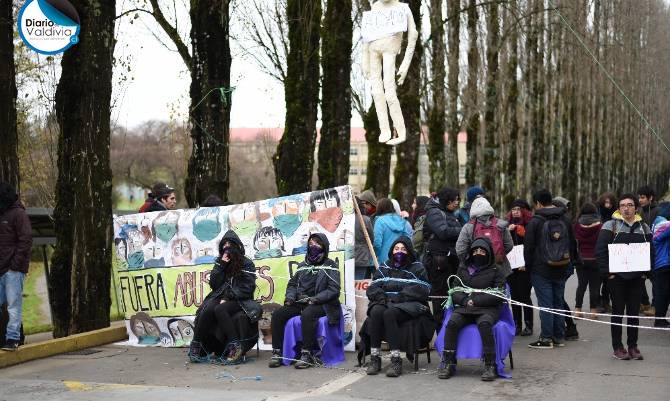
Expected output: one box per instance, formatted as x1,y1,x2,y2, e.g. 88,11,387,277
532,273,566,341
0,270,25,341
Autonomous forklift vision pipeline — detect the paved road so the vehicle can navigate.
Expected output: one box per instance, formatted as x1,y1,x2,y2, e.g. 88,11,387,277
2,277,669,401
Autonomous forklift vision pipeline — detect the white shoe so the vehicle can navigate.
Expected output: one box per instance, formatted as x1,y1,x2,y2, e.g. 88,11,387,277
386,135,406,145
379,129,392,143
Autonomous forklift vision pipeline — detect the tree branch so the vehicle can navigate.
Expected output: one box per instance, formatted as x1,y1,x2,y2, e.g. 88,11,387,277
148,0,192,70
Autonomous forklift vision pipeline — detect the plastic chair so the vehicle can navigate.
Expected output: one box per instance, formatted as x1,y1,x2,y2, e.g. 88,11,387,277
434,290,516,378
281,313,345,367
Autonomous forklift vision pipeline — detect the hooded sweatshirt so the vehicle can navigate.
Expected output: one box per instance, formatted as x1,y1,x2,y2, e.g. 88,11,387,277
423,198,462,255
373,212,413,264
0,200,32,275
523,206,579,280
573,216,602,260
596,211,654,279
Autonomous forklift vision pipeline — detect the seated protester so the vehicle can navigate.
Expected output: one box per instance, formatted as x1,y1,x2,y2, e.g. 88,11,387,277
268,233,341,369
364,236,432,378
438,238,510,381
190,230,261,363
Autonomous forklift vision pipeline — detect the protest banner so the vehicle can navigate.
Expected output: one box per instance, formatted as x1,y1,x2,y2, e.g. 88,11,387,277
607,242,651,273
506,245,525,270
112,186,356,351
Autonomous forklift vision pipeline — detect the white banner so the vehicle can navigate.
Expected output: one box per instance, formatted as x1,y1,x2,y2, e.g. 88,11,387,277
361,5,408,43
608,242,651,273
506,245,525,270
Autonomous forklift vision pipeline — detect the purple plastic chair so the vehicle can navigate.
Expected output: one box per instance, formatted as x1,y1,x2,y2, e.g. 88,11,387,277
281,313,345,367
435,296,516,378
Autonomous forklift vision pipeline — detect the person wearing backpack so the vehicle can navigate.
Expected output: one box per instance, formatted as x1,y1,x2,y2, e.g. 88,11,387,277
525,189,579,349
455,197,514,276
596,194,654,361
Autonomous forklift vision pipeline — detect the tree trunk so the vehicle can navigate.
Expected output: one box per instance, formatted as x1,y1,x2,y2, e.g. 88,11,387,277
363,103,391,196
318,0,352,189
50,0,115,337
0,1,18,188
274,0,322,195
445,0,460,187
481,2,499,202
391,0,422,209
427,0,446,192
184,1,232,206
464,0,479,185
505,0,520,197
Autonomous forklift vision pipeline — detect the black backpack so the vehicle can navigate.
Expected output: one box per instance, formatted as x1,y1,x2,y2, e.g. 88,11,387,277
536,215,571,267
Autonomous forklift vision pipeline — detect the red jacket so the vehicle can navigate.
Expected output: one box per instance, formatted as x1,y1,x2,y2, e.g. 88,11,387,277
573,222,602,260
0,201,33,275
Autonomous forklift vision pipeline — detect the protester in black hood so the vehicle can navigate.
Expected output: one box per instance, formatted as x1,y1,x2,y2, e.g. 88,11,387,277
269,233,341,369
190,230,261,363
597,192,617,223
423,186,463,325
359,236,432,378
438,238,509,381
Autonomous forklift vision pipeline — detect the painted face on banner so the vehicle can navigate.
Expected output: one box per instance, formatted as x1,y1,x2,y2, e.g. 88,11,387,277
171,238,193,265
229,204,261,238
194,246,217,264
339,187,355,215
154,211,180,243
272,198,303,238
337,229,355,259
168,319,194,347
143,241,165,268
130,313,161,345
253,227,285,259
139,216,153,244
114,238,128,269
192,208,222,242
125,226,145,270
309,189,343,233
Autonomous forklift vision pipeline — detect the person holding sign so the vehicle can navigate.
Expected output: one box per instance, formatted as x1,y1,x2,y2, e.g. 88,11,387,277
505,199,534,336
189,230,262,363
268,233,341,369
596,194,654,361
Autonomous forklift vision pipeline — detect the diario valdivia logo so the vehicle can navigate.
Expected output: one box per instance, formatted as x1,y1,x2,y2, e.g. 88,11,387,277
18,0,80,55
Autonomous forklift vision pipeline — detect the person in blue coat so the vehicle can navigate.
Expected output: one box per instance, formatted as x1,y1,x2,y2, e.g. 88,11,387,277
651,202,670,327
373,198,413,265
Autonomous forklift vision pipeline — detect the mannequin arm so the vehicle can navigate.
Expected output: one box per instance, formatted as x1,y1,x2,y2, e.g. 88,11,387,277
362,42,371,79
397,8,418,85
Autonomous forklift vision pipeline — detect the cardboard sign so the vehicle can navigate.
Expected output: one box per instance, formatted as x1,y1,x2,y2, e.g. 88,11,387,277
506,245,525,269
361,5,408,43
608,242,651,273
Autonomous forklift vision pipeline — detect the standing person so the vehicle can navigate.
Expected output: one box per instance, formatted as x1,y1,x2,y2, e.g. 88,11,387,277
139,182,171,213
373,198,413,265
423,187,463,324
552,196,580,340
596,192,618,311
573,203,603,319
358,189,378,219
506,199,534,336
411,195,430,261
455,186,485,225
201,194,224,207
268,234,341,369
637,185,658,317
147,184,177,212
189,231,261,363
0,183,32,351
596,194,653,360
651,202,670,327
363,236,432,377
525,189,578,349
355,195,375,279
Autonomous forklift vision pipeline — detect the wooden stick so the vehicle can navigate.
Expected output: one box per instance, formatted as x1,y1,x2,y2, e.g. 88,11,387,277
353,195,379,270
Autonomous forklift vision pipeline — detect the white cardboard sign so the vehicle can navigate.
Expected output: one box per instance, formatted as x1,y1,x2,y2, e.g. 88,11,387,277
506,245,525,269
361,5,408,43
607,242,651,273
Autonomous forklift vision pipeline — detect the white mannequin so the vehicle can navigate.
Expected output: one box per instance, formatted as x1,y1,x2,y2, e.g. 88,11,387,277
362,0,418,146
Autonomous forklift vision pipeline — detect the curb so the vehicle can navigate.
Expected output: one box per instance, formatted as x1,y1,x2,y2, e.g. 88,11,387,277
0,326,128,369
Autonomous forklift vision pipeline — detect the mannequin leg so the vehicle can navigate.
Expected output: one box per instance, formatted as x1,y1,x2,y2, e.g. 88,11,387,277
369,51,392,142
382,52,406,145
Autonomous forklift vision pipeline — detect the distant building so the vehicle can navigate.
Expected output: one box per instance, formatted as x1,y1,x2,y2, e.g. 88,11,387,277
229,127,467,197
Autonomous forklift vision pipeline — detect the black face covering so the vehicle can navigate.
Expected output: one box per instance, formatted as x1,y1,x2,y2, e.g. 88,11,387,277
472,254,488,268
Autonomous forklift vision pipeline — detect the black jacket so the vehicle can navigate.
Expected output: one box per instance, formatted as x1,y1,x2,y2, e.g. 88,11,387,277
199,230,262,322
0,201,32,275
285,233,341,324
423,199,462,255
596,214,654,280
523,206,578,280
451,238,509,316
366,236,431,317
147,200,168,213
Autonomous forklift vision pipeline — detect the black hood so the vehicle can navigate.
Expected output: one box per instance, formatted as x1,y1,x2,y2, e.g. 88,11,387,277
465,237,495,267
535,206,567,219
306,232,331,263
220,230,245,255
387,235,417,264
425,198,445,213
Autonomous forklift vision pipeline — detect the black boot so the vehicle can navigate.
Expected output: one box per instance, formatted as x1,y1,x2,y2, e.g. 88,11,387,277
437,350,456,379
386,355,403,377
565,323,579,341
366,355,382,375
294,350,314,369
188,340,206,363
268,349,282,368
481,353,497,381
521,322,533,336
